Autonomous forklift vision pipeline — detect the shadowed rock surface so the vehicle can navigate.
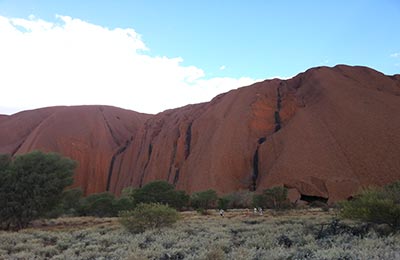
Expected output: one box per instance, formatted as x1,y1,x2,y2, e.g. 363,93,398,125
1,65,399,202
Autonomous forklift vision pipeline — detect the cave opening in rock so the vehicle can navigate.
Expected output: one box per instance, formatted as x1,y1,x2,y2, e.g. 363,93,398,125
300,194,328,204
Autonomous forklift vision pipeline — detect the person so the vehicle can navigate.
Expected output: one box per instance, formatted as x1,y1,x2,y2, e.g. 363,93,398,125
258,207,263,215
219,209,224,217
254,208,257,215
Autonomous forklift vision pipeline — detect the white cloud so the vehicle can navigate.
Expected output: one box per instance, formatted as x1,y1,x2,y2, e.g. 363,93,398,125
390,53,400,58
219,65,226,70
0,15,258,115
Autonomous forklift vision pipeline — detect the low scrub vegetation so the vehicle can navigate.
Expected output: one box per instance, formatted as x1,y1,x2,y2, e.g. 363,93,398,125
253,186,291,210
340,181,400,232
119,203,179,233
190,189,218,214
0,210,399,259
131,181,189,210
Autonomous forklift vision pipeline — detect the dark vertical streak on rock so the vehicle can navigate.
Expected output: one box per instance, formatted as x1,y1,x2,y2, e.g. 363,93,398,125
167,138,178,182
274,111,281,132
106,139,131,191
251,147,260,191
148,143,153,157
11,140,25,156
99,107,121,146
184,122,193,159
274,85,282,132
173,169,180,185
139,143,153,187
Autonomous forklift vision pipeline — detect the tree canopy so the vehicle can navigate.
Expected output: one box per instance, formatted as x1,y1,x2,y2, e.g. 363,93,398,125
0,151,76,230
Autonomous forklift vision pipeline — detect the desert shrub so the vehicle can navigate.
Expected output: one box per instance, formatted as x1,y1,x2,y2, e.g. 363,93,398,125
79,192,118,217
190,189,218,211
45,188,84,218
340,182,400,231
218,197,230,210
224,190,254,209
253,186,291,210
0,151,76,230
121,186,140,199
113,197,135,213
119,203,179,233
0,154,11,171
59,188,84,216
384,181,400,203
309,200,330,211
202,246,226,260
171,190,190,210
132,181,189,210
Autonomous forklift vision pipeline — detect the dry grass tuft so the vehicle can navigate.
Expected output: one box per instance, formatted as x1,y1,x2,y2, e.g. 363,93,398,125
0,209,399,259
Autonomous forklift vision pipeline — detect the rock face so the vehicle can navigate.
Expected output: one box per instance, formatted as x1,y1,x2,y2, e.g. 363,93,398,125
1,65,399,202
0,106,150,194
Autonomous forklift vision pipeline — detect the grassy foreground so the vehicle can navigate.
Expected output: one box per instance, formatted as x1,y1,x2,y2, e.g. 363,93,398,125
0,209,399,260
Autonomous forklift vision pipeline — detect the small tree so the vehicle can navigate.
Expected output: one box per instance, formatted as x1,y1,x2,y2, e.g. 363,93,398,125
0,151,76,230
190,189,218,211
253,186,291,210
119,203,179,233
340,182,400,231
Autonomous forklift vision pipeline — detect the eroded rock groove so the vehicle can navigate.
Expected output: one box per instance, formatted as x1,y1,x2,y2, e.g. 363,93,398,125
184,122,193,159
106,139,131,191
139,143,153,187
274,86,282,132
251,147,260,191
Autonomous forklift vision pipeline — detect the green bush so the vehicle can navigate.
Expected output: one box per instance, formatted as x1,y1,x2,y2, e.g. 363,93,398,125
384,181,400,203
79,192,118,217
217,197,230,210
120,186,140,199
253,186,291,210
119,203,179,233
60,188,83,215
132,181,189,210
190,189,218,211
0,151,76,230
340,181,400,231
223,190,254,209
113,196,136,213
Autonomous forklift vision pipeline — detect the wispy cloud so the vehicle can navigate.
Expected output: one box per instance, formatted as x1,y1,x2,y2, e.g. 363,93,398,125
219,65,226,70
390,52,400,58
0,15,258,115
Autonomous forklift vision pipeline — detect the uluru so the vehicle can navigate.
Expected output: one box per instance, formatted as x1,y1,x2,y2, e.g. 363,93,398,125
1,65,399,203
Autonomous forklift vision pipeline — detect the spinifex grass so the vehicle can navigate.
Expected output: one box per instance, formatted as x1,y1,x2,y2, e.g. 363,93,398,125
0,209,399,259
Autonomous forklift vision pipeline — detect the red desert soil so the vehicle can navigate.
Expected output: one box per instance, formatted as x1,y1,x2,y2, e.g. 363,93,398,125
1,65,399,203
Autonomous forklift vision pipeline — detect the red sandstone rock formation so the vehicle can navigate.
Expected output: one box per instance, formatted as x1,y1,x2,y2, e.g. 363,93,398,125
1,65,399,202
112,65,400,203
0,106,150,194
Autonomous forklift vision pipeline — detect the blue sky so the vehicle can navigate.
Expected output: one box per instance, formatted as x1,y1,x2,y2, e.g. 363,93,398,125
0,1,399,114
